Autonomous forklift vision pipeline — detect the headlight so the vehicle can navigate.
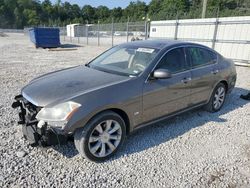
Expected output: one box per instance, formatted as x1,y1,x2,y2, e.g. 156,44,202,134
36,101,81,122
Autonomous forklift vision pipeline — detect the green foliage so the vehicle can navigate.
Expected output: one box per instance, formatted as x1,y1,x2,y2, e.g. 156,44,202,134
82,5,96,23
96,6,110,22
0,0,249,29
111,7,123,22
23,9,39,26
123,1,148,21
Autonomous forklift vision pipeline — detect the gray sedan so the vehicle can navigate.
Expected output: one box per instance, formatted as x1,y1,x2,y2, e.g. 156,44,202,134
12,40,237,162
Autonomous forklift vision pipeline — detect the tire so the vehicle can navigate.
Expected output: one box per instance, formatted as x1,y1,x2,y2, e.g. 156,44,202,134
205,83,227,112
74,111,126,162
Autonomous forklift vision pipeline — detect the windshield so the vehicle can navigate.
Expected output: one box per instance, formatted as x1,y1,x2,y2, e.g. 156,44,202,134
88,46,159,76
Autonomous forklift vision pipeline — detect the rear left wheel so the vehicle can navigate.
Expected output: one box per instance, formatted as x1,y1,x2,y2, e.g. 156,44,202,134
205,83,226,112
74,111,126,162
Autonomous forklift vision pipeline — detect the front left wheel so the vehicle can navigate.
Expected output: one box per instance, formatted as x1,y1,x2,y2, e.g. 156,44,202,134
74,111,126,162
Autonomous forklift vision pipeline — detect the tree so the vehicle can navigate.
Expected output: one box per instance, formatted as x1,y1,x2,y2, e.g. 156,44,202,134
96,5,110,22
148,0,164,20
160,0,190,19
41,0,53,24
123,1,148,21
82,5,96,23
111,7,123,22
0,0,249,29
23,9,39,26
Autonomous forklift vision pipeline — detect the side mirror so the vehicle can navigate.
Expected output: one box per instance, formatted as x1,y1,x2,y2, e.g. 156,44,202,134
153,69,172,79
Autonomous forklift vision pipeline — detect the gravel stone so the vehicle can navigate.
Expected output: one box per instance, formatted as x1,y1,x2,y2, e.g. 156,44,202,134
0,33,250,187
16,151,26,158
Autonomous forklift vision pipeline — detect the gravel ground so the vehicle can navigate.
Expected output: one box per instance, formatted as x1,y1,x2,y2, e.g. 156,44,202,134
0,33,250,188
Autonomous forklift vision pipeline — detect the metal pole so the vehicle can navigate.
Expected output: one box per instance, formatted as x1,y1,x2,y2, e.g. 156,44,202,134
144,20,147,40
111,18,114,46
77,26,80,44
174,19,179,40
202,0,208,18
126,17,129,42
86,20,89,45
64,26,65,41
216,7,220,19
97,20,100,46
212,18,219,49
70,25,72,43
144,13,149,40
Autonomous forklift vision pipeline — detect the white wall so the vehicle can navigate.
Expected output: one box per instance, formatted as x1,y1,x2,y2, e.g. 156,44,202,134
150,16,250,62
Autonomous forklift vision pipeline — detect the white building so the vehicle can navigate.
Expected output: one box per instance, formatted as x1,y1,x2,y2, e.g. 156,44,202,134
66,24,80,37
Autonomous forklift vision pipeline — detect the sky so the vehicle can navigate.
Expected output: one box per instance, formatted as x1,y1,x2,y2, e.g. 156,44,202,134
49,0,151,8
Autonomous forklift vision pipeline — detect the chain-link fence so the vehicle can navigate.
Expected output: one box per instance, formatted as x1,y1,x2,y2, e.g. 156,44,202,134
3,17,249,64
0,29,24,33
60,21,149,46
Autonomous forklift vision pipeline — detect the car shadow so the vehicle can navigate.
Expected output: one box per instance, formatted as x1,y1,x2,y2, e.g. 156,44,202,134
52,87,249,159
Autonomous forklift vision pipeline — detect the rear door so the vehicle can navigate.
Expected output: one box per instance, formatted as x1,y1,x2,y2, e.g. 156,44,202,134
186,46,219,105
142,47,192,123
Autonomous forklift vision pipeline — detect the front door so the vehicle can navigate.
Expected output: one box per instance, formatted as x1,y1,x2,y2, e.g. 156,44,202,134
142,47,192,123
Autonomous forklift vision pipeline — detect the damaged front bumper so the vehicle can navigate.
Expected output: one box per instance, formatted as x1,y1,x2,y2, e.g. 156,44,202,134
12,95,68,146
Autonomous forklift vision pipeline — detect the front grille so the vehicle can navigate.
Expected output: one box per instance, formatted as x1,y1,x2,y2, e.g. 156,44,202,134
21,98,41,124
12,95,41,125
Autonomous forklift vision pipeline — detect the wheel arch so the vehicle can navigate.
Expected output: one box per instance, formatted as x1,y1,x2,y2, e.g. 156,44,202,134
219,80,228,93
75,108,131,136
107,108,130,135
207,80,229,104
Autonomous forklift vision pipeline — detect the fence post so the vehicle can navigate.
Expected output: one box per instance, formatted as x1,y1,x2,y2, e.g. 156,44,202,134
144,21,147,40
174,19,179,40
97,21,100,46
111,18,114,46
77,26,80,44
64,26,66,41
126,17,129,42
70,25,72,43
86,20,89,45
212,18,219,49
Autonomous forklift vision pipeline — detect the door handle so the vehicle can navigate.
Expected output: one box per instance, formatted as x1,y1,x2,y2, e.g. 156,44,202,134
181,77,192,84
211,70,219,74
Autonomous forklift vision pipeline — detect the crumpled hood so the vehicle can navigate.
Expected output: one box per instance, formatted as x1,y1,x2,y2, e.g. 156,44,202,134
22,66,129,107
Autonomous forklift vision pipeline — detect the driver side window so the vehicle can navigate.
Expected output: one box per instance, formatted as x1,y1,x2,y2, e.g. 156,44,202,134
157,48,188,74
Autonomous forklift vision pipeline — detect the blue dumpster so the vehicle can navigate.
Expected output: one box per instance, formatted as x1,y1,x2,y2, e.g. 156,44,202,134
29,27,60,48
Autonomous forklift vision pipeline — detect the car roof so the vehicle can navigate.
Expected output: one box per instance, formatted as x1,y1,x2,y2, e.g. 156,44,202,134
121,39,205,50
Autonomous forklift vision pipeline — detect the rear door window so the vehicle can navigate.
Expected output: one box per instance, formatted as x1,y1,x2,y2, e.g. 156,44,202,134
187,47,217,68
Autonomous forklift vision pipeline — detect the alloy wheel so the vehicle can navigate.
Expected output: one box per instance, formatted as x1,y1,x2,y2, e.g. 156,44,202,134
88,120,122,157
213,86,226,110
